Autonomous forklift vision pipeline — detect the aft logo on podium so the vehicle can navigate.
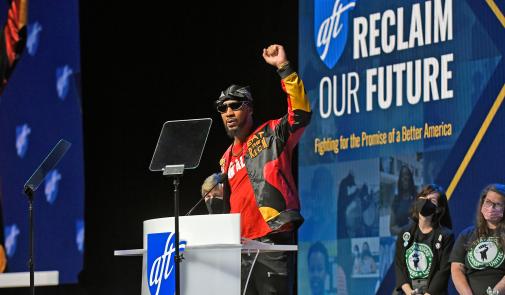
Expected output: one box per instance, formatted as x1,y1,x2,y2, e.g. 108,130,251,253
147,232,187,295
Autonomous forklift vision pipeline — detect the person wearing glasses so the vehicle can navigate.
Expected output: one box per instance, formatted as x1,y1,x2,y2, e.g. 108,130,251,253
394,184,454,295
450,184,505,295
0,0,29,273
215,44,311,294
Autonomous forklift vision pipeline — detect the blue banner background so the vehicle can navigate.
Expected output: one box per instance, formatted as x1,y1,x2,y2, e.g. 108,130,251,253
298,0,505,293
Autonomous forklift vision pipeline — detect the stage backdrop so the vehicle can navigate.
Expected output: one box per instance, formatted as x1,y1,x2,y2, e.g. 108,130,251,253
0,0,84,284
298,0,505,294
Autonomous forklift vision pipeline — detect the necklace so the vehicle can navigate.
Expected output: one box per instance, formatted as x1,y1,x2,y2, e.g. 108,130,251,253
231,143,244,157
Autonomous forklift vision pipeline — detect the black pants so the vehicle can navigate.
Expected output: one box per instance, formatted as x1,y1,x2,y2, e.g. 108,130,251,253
241,231,295,295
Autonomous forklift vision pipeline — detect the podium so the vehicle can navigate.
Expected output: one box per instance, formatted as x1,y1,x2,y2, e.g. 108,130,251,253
115,214,297,295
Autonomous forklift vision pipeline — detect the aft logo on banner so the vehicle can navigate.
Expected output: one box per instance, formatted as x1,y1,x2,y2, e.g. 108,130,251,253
315,0,356,69
147,232,187,295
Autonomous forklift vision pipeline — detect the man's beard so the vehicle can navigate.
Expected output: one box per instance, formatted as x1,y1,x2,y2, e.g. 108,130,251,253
225,125,240,138
224,119,247,138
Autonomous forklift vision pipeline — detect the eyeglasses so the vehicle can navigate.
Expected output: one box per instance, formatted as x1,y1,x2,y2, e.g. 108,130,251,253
216,101,248,113
483,199,505,210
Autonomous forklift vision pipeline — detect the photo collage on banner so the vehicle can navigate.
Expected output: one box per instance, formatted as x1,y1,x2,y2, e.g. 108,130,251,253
298,0,504,294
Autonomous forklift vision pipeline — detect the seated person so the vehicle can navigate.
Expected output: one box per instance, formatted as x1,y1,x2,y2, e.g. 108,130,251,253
201,173,224,214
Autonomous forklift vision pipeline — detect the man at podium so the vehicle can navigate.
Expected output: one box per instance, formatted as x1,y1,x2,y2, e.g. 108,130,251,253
215,44,312,294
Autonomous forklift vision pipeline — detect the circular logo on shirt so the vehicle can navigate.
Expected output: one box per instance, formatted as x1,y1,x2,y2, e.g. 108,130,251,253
406,242,433,278
468,237,505,269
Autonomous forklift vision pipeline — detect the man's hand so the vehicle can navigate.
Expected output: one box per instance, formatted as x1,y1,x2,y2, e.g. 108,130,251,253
0,245,7,273
262,44,288,69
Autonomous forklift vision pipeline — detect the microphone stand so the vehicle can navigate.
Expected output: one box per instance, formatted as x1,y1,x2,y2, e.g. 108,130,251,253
23,186,35,295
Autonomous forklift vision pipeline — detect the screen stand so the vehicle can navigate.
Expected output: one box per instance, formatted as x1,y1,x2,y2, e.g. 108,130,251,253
164,164,184,295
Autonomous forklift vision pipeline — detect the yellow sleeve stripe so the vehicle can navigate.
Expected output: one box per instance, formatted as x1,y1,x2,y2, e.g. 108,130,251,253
283,72,311,112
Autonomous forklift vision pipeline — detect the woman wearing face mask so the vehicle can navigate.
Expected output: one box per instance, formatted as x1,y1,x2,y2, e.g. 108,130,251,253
394,184,454,295
450,184,505,295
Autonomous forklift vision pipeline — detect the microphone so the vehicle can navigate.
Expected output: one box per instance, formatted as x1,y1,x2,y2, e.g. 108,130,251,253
185,173,227,216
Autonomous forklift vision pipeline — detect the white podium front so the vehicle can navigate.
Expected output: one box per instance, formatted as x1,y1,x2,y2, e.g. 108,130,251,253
144,214,241,295
115,213,297,295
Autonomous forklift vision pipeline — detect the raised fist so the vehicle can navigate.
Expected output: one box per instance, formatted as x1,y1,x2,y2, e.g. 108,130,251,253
262,44,288,69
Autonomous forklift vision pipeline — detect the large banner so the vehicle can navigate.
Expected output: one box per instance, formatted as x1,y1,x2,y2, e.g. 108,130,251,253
0,0,84,283
298,0,505,293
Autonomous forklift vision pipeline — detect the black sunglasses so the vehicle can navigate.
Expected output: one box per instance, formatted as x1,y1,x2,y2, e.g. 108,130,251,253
216,101,249,113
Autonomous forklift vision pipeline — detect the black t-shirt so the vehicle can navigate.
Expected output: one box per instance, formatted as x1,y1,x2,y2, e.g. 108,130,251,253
405,229,436,279
449,226,505,294
395,224,454,294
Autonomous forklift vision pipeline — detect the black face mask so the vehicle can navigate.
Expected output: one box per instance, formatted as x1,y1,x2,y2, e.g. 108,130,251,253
205,198,224,214
416,198,438,217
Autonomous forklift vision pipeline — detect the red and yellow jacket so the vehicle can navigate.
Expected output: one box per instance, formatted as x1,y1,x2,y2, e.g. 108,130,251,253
220,64,312,235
